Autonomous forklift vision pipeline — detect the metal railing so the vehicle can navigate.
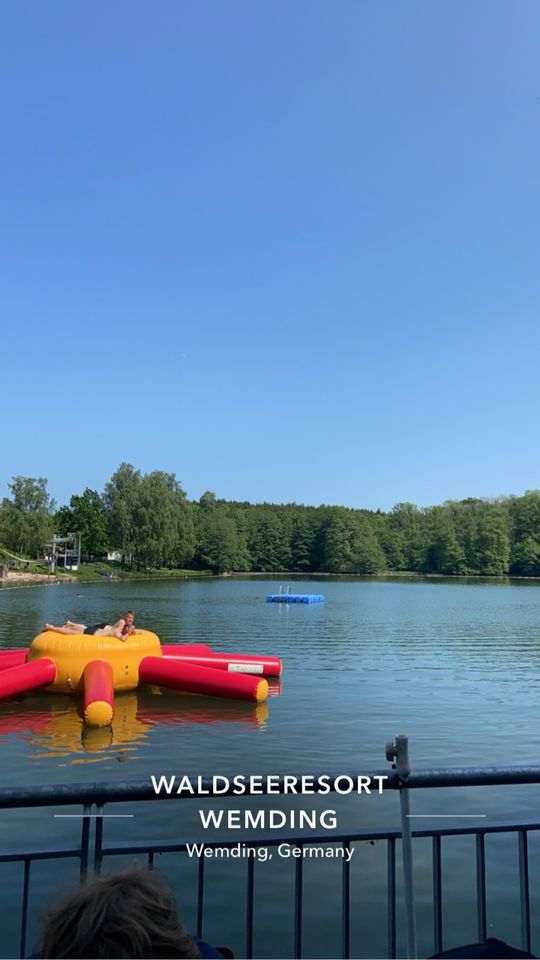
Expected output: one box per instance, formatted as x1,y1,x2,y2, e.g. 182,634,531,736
1,737,540,959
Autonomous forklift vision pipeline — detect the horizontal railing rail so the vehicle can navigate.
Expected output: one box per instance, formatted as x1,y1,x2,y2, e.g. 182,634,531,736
3,762,540,808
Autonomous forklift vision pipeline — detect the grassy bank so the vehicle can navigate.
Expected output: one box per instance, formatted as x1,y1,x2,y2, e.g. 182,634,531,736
67,562,213,582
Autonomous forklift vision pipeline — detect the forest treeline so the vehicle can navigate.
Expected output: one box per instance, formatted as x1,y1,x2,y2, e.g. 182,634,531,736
2,464,540,577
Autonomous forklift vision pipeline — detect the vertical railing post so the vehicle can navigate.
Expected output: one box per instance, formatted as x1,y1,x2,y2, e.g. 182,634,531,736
519,830,531,954
386,735,417,959
80,804,91,879
93,804,104,876
387,836,397,959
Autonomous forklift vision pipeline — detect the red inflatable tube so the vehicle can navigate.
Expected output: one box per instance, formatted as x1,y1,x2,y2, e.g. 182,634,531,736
0,651,28,671
0,659,56,700
139,656,268,703
83,660,114,726
161,652,282,678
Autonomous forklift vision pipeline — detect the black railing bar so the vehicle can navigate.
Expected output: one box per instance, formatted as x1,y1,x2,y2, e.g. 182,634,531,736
0,847,82,864
387,838,396,960
433,835,442,955
0,771,393,807
19,859,30,960
476,833,486,942
94,805,104,876
341,841,350,960
246,855,255,960
5,763,540,808
293,844,303,959
518,831,531,954
411,822,540,839
407,768,540,788
80,805,91,879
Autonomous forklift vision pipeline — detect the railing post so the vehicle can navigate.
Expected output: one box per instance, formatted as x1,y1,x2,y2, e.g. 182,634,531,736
386,735,417,960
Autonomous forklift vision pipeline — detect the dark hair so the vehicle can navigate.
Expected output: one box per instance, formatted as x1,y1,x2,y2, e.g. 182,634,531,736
41,868,200,959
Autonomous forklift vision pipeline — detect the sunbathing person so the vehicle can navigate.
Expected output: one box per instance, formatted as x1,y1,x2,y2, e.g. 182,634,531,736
60,610,136,634
43,620,136,640
44,610,136,638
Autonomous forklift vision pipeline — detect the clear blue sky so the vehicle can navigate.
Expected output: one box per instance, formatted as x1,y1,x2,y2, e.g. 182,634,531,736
1,1,539,511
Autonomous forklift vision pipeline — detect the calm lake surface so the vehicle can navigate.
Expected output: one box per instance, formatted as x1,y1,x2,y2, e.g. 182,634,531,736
1,575,540,958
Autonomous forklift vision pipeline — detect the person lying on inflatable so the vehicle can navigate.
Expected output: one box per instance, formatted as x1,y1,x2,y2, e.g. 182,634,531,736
43,610,137,640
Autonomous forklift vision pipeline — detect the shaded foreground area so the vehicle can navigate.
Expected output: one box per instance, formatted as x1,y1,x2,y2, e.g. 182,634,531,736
1,737,540,959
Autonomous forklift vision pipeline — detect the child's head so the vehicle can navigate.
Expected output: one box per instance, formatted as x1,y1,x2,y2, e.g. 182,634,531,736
41,868,200,958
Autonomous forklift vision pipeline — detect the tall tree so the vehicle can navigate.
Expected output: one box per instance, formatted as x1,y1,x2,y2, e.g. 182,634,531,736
426,507,466,575
0,477,55,557
290,510,317,571
507,491,540,545
473,509,510,575
510,537,540,577
131,471,195,569
390,503,428,571
247,508,292,571
196,507,244,573
320,510,386,574
103,463,142,564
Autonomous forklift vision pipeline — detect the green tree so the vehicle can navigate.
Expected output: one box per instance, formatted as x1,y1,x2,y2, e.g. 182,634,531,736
103,463,142,565
507,491,540,545
290,511,317,571
510,537,540,577
390,503,428,571
349,515,387,573
55,488,109,559
374,514,406,570
0,477,55,557
228,507,251,570
197,507,244,573
131,471,195,569
467,505,510,575
199,490,218,513
321,510,386,574
247,508,292,571
103,464,194,569
320,512,352,573
425,507,466,575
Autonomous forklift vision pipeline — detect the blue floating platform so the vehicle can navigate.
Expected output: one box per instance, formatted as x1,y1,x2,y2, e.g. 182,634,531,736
266,594,325,604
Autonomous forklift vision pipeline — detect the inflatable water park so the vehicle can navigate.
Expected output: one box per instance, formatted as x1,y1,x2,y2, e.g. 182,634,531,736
0,631,282,727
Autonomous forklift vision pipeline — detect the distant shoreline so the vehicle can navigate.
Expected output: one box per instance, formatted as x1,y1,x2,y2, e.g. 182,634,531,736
0,571,74,586
3,568,540,590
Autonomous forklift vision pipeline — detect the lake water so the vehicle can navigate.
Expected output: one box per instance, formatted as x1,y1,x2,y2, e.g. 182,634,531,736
1,575,540,958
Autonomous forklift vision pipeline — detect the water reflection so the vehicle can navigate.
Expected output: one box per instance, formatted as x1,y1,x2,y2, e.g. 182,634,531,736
0,690,270,763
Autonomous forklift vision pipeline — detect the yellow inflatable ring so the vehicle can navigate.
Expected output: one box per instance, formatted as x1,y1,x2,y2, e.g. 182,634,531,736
28,629,162,693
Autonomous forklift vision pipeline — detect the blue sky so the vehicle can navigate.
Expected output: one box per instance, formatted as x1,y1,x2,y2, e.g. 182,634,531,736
1,1,539,511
